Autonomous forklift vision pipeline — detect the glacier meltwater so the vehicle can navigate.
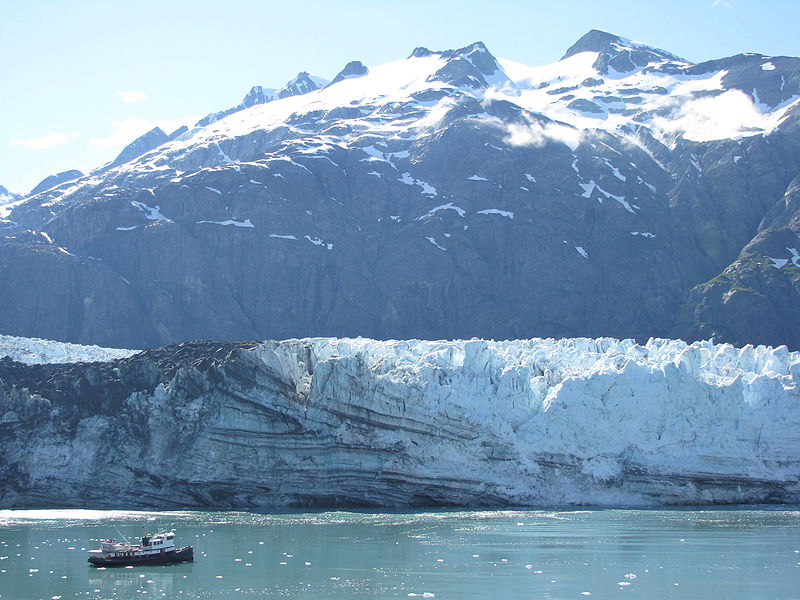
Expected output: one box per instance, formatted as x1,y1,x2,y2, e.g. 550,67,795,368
0,335,798,507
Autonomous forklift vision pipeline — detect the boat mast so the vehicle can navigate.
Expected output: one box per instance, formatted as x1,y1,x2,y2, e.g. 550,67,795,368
114,527,131,545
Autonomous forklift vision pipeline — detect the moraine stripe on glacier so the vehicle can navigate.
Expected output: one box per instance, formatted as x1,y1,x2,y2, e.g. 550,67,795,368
0,336,798,508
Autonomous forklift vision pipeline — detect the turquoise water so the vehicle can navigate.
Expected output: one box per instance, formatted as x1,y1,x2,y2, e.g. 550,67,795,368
0,508,798,599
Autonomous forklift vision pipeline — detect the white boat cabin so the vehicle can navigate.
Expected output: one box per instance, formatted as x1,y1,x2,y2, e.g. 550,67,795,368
91,532,176,558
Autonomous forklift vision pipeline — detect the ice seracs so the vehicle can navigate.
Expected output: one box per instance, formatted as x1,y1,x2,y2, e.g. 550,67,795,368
0,334,137,364
2,335,799,508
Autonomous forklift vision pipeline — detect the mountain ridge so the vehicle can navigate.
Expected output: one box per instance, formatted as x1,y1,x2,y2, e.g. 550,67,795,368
2,31,800,349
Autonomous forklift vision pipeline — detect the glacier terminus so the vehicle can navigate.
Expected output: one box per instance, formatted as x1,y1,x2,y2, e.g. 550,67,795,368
1,335,798,508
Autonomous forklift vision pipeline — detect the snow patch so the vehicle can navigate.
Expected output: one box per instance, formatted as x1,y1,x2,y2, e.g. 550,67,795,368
399,172,437,196
197,219,254,228
417,202,466,220
131,201,172,223
425,236,446,251
769,257,789,268
477,209,514,219
305,235,333,249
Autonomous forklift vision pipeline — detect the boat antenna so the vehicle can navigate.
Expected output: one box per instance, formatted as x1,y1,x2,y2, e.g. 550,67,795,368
114,527,131,545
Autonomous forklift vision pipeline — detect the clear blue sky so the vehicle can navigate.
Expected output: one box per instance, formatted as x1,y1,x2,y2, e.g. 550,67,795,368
2,0,799,194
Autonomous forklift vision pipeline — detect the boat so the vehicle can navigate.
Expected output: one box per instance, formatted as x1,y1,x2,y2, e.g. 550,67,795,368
87,531,193,567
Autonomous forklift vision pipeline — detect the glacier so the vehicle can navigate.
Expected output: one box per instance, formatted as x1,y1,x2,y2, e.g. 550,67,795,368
0,335,798,508
0,333,138,365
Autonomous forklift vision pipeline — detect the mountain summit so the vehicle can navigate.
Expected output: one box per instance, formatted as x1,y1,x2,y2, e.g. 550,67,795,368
2,34,800,349
562,29,688,73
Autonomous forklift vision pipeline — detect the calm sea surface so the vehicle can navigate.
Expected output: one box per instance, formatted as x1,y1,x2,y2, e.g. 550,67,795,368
0,507,798,599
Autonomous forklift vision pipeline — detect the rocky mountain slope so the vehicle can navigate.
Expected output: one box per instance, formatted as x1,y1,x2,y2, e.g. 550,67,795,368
2,30,800,349
1,335,797,508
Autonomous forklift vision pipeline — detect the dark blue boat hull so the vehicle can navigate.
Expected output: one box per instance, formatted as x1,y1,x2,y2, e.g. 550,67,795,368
88,545,193,567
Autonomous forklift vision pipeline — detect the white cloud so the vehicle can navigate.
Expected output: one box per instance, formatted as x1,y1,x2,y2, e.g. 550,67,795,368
711,0,733,8
88,117,198,148
10,132,79,149
651,89,773,142
116,90,149,104
502,119,582,151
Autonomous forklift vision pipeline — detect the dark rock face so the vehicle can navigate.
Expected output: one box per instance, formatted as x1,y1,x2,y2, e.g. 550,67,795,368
110,128,170,168
329,61,368,85
687,54,800,109
562,29,686,74
675,177,800,348
3,32,800,350
29,170,84,196
197,72,328,127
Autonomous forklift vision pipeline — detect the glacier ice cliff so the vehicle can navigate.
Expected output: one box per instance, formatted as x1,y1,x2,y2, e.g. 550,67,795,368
0,336,798,508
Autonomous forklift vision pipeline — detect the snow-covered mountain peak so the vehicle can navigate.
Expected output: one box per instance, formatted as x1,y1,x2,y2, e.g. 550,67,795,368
9,33,800,233
196,71,330,128
329,60,369,85
562,29,690,75
0,185,21,215
426,40,512,90
282,71,329,97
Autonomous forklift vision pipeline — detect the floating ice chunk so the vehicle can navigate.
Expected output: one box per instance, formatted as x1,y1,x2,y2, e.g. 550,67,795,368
477,209,514,219
630,231,656,238
367,171,382,177
249,179,262,184
468,175,489,181
575,246,588,258
269,234,297,240
115,226,137,231
525,173,536,182
206,186,223,195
